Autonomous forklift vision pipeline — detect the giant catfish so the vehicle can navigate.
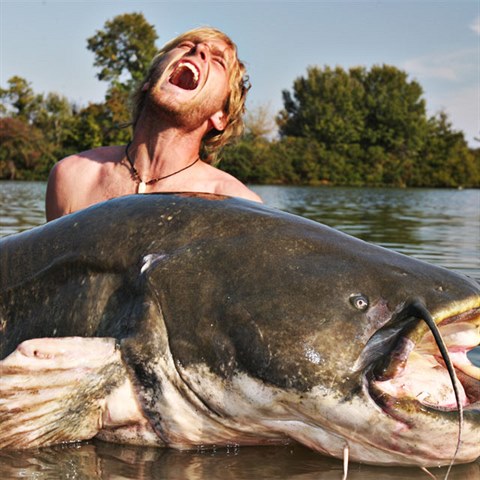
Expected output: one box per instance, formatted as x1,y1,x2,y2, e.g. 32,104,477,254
0,193,479,471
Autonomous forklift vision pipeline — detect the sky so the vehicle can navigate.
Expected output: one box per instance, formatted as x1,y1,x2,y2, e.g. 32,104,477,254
1,0,479,145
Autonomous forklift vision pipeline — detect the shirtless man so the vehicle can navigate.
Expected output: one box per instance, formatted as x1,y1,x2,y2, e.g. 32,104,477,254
46,27,262,221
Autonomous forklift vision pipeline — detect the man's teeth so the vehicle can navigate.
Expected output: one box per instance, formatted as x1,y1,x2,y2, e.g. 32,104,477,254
178,62,199,82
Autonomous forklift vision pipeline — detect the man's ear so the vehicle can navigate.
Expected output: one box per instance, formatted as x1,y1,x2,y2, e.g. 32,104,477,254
209,111,227,132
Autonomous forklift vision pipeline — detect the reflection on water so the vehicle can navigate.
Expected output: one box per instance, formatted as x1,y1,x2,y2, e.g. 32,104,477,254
0,442,479,480
0,182,479,479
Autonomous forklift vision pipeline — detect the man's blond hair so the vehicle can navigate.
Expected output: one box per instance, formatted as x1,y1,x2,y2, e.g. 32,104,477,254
131,27,250,164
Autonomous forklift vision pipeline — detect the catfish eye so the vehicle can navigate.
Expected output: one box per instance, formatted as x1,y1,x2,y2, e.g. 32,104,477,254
350,294,369,311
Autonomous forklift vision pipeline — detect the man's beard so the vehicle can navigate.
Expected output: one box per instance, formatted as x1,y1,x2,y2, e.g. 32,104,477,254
146,85,224,132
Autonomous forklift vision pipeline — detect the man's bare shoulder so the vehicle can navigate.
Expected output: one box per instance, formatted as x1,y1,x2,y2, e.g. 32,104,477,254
204,163,262,203
57,145,125,169
46,146,126,221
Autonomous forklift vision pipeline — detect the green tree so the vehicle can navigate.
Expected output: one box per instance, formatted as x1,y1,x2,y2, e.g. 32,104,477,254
73,86,132,148
359,65,427,159
73,103,105,150
0,117,48,179
277,66,366,150
0,77,79,178
0,76,42,122
84,12,158,145
415,111,480,187
34,92,78,156
87,12,158,88
221,103,279,182
277,64,438,186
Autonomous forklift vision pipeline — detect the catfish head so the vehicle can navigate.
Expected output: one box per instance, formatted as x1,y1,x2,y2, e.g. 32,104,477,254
113,196,480,468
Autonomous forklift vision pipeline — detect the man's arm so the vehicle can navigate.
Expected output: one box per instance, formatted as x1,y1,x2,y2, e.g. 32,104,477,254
45,159,73,222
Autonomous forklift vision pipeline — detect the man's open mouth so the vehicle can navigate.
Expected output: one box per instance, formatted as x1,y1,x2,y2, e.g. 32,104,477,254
365,307,480,414
169,61,200,90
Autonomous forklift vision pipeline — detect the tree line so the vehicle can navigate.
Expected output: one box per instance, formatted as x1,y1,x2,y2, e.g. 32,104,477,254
1,12,478,187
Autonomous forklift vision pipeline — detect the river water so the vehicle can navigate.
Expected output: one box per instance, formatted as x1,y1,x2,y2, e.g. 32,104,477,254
0,181,479,479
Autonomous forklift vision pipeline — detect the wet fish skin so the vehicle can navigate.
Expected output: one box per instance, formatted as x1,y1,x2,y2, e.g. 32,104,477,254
0,193,478,467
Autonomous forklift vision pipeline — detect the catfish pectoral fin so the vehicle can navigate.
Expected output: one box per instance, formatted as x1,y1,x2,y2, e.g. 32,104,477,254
0,337,127,449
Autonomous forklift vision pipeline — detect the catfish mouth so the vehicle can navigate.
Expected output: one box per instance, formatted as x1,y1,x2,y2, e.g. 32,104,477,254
365,306,480,415
169,61,200,90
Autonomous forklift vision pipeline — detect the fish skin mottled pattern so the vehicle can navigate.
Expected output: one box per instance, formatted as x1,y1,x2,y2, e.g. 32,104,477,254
0,193,478,469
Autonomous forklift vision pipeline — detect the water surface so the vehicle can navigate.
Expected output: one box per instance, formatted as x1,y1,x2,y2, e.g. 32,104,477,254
254,185,480,281
2,182,478,280
0,181,46,236
1,443,479,480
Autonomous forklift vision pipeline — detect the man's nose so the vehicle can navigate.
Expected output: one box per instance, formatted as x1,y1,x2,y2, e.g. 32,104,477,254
194,43,210,61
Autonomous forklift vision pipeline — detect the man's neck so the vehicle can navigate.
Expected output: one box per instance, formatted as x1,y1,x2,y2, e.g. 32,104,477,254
128,111,207,179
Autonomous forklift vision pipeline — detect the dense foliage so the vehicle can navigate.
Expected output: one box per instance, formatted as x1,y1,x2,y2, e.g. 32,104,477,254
0,12,155,179
1,12,478,187
222,66,480,187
